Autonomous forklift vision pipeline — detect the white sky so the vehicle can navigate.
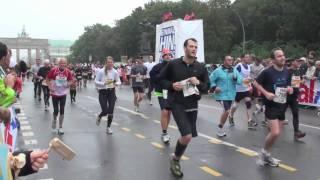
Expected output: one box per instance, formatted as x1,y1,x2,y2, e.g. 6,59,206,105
0,0,155,40
1,0,234,40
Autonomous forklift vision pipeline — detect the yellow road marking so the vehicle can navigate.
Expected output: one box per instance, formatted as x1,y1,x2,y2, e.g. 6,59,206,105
236,147,258,157
151,142,164,149
135,133,146,139
181,155,190,161
169,125,178,130
209,138,223,144
200,166,223,177
279,163,297,172
121,127,131,132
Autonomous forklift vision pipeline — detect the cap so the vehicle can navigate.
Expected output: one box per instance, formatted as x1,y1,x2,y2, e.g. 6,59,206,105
162,48,172,57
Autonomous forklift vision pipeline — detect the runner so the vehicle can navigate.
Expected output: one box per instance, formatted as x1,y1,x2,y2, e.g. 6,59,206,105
150,49,173,144
46,58,73,135
31,58,42,101
144,55,156,105
82,65,89,87
75,64,83,89
70,69,77,103
130,58,147,112
250,56,266,125
229,54,257,129
37,59,51,111
254,48,293,167
285,57,306,140
95,56,121,134
209,55,242,137
159,38,209,177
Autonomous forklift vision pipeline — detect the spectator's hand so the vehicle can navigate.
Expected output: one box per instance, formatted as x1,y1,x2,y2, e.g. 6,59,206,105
30,150,49,171
172,82,183,91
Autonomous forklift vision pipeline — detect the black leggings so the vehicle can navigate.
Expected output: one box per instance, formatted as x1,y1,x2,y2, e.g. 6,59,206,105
98,89,116,120
34,80,42,96
286,96,300,132
52,95,67,116
70,89,76,100
42,85,50,105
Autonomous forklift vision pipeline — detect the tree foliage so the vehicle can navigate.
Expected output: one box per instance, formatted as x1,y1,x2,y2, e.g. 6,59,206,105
70,0,320,64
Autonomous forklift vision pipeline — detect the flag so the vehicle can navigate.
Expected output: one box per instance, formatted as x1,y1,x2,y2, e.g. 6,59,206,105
1,106,18,152
162,12,173,22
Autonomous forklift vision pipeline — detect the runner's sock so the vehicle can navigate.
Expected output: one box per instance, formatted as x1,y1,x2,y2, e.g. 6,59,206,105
174,140,187,159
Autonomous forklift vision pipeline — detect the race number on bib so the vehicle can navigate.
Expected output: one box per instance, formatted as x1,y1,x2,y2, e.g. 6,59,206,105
105,79,114,88
273,87,287,104
291,76,301,88
55,76,67,87
180,79,199,97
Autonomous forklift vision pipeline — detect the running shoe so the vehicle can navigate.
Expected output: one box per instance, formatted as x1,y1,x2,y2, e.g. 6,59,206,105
106,127,113,134
294,131,306,140
58,128,64,135
248,120,258,130
256,149,279,167
216,127,227,137
161,133,170,144
283,119,289,125
170,157,183,177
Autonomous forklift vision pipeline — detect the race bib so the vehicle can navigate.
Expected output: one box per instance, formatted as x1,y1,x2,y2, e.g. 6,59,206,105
83,73,88,76
180,79,199,97
273,87,287,104
162,89,168,99
77,76,82,79
55,75,67,87
291,76,301,88
105,79,114,89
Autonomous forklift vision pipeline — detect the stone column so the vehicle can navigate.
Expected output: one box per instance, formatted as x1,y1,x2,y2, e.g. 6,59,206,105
28,48,32,66
16,48,20,62
36,48,40,59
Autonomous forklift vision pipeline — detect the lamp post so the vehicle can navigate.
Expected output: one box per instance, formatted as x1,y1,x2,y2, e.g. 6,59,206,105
229,7,246,53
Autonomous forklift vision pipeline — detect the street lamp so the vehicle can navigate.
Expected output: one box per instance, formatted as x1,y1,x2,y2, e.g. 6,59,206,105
228,6,246,54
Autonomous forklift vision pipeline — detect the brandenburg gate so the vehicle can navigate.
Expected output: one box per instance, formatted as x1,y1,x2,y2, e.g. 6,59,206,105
0,27,50,65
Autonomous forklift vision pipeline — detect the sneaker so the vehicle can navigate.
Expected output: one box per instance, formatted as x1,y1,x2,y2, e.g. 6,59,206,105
248,120,258,130
106,127,113,134
96,116,101,126
44,105,48,111
161,133,170,144
58,128,64,135
38,98,41,101
256,149,279,167
134,106,139,112
170,157,183,177
149,101,153,105
216,127,227,137
51,129,57,133
294,131,306,140
228,116,235,127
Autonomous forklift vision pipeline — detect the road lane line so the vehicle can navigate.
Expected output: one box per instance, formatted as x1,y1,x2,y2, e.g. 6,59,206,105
151,142,164,149
18,116,27,120
121,127,131,132
236,147,258,157
200,166,223,177
153,120,160,124
135,133,146,139
278,163,297,172
112,122,119,126
20,121,29,125
168,125,178,130
22,132,34,137
117,106,149,120
24,139,38,145
20,125,32,131
300,123,320,130
208,138,223,144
